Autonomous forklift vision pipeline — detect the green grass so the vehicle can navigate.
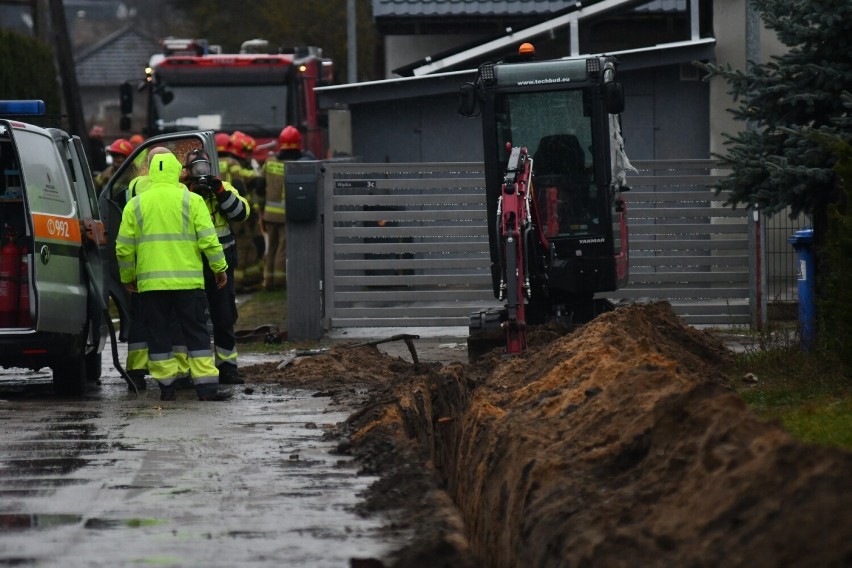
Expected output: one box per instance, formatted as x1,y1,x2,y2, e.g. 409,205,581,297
236,288,287,331
732,342,852,450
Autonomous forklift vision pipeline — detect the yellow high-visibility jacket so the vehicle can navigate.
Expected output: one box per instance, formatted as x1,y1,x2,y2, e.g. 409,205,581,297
116,153,226,291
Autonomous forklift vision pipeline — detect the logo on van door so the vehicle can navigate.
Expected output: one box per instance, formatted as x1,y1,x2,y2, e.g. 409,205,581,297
32,213,81,244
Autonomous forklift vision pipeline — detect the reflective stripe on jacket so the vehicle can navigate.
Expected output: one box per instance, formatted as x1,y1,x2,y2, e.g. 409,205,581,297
116,152,227,291
261,157,286,223
199,180,250,251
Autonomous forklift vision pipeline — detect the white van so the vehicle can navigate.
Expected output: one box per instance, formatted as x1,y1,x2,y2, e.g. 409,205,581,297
0,101,108,395
0,101,219,396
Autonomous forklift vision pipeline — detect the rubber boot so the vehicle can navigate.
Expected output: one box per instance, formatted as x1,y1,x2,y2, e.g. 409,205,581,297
127,370,147,391
173,375,194,390
158,383,177,401
218,364,244,385
195,383,233,401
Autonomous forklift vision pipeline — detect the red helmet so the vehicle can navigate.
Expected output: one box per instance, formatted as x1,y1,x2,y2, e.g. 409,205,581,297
107,138,133,158
215,132,231,153
229,131,256,159
129,134,145,147
278,126,302,150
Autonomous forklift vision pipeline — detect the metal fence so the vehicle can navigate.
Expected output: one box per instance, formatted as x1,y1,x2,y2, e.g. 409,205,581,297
318,160,794,330
322,162,496,328
611,159,752,326
765,211,810,303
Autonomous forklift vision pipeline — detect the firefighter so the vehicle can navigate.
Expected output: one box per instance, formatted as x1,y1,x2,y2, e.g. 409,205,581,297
256,126,315,290
228,131,264,290
181,149,250,385
87,125,107,175
95,138,133,190
116,150,232,402
215,132,241,189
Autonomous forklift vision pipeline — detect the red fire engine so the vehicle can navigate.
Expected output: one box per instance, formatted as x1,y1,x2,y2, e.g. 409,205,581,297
122,38,333,159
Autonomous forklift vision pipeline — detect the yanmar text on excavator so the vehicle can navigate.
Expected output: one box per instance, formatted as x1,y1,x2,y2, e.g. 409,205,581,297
459,45,633,358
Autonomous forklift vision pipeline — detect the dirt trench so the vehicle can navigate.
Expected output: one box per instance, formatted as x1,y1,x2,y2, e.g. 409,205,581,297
246,302,852,567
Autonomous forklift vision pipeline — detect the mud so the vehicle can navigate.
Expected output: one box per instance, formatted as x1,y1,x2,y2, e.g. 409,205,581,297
243,302,852,567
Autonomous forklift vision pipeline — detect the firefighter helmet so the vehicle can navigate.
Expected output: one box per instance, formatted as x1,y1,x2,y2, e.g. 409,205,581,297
229,131,256,159
129,134,145,147
107,138,133,157
278,126,302,151
215,132,231,153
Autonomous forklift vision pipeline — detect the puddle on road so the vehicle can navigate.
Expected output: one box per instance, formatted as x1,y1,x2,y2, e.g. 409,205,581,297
84,517,165,529
0,513,82,529
0,457,92,477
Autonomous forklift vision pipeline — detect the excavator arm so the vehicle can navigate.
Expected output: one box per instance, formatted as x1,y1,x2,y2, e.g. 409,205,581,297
495,144,549,354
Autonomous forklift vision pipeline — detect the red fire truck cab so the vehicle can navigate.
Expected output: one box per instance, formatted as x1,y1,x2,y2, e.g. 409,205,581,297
122,38,333,160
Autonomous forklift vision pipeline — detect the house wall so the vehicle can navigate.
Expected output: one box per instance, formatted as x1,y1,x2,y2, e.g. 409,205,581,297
621,65,710,161
710,0,790,289
709,0,785,157
349,94,482,163
344,62,707,164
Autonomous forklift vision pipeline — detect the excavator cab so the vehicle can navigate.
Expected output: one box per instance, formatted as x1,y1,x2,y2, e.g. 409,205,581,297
461,51,631,358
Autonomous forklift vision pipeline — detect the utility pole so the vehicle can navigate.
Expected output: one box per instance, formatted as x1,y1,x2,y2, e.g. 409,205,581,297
48,0,88,143
347,0,357,83
30,0,50,43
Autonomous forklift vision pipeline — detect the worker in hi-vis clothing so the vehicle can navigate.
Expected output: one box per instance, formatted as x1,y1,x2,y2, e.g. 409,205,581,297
181,149,250,385
123,146,176,390
116,150,232,402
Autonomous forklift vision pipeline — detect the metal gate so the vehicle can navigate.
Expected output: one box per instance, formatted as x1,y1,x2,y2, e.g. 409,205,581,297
322,162,496,328
321,160,759,329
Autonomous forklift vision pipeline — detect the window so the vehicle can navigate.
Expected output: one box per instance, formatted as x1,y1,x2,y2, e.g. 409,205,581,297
494,90,601,237
14,130,74,216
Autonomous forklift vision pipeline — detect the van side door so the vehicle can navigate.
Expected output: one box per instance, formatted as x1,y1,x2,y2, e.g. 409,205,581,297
99,131,218,336
11,126,86,333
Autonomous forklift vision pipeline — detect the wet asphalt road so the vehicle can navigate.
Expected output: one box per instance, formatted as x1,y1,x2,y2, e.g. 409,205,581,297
0,342,396,567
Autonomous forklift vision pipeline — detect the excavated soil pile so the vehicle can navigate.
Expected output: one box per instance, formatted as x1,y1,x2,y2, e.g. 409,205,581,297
244,302,852,568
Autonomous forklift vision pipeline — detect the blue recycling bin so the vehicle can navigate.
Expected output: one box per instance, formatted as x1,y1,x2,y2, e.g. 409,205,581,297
788,228,815,350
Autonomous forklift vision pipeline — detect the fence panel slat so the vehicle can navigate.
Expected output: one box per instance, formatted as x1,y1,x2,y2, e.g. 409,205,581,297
323,160,756,329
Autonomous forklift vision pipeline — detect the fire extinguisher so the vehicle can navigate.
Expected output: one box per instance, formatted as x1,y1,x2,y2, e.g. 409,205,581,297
0,226,21,327
18,244,31,328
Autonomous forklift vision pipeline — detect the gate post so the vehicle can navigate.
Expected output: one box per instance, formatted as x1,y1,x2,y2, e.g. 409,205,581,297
748,204,768,330
285,161,324,340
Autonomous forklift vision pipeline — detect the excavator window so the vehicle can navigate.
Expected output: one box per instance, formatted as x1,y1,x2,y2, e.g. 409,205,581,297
533,133,596,236
493,90,600,238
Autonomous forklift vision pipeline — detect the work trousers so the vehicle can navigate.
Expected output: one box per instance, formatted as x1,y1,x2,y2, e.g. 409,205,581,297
263,220,286,289
203,246,239,372
125,293,148,376
138,289,218,388
125,294,191,378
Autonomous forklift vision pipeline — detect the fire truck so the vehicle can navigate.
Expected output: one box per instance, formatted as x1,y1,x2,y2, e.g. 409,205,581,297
120,38,333,159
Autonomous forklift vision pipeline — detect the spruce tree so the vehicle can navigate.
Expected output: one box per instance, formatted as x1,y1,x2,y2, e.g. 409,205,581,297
700,0,852,337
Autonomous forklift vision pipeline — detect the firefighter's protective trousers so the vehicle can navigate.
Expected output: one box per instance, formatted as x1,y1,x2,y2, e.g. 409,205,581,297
203,246,239,371
261,157,286,287
115,152,227,385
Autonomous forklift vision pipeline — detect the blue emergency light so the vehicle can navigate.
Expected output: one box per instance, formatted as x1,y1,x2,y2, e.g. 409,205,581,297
0,100,46,116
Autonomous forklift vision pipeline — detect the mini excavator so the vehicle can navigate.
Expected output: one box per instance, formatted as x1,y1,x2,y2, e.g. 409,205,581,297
459,44,633,359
